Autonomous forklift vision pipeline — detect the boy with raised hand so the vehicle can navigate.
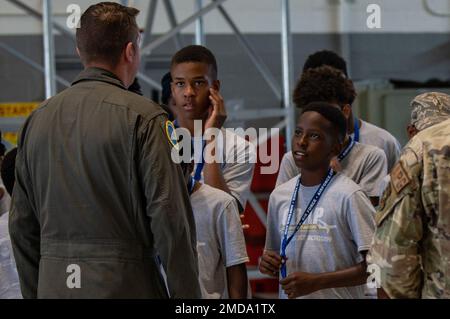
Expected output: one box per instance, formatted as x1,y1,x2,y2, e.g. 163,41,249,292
180,160,249,299
260,102,375,299
277,66,387,206
170,45,256,213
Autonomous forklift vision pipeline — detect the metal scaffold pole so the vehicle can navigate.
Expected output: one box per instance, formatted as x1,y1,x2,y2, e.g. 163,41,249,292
195,0,205,45
42,0,56,98
281,0,295,151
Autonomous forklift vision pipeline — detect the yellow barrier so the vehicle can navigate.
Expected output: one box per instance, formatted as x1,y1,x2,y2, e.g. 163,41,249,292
0,102,40,118
0,102,41,147
3,132,18,147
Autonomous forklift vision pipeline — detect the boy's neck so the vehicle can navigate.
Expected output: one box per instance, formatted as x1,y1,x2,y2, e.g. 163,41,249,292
301,166,330,187
177,116,206,136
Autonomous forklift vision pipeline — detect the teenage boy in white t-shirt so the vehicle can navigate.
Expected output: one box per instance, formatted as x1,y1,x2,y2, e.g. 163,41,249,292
260,102,375,299
170,45,256,213
182,161,249,299
277,65,387,206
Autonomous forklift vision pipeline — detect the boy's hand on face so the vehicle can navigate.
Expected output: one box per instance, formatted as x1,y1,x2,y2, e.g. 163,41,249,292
204,88,227,131
259,250,284,278
280,271,320,299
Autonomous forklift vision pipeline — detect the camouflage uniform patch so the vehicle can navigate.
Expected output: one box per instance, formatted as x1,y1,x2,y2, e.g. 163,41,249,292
390,162,410,194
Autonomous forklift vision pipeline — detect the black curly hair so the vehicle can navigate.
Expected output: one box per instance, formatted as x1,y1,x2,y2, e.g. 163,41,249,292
293,65,356,109
303,50,348,77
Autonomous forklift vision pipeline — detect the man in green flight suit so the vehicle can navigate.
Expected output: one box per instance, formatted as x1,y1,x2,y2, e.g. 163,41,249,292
9,2,201,299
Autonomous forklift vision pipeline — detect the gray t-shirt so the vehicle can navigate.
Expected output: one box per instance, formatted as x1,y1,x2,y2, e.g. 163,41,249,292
353,120,401,173
276,142,388,197
265,173,376,299
191,184,249,299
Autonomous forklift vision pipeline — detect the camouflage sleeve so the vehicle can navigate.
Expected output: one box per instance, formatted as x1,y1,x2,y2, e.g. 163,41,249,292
368,145,424,299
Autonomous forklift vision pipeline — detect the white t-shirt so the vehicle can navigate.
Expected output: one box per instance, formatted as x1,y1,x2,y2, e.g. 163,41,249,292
0,212,22,299
190,183,249,299
265,173,375,299
276,142,388,197
353,120,401,173
194,128,256,209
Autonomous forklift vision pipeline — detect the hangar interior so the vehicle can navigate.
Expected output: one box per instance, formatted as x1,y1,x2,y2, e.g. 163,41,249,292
1,0,449,298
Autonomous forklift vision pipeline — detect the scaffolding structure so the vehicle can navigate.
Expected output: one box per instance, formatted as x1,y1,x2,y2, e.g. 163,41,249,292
0,1,298,274
1,0,296,147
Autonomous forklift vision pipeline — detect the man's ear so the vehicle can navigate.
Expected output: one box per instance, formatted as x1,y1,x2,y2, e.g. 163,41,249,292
124,42,136,63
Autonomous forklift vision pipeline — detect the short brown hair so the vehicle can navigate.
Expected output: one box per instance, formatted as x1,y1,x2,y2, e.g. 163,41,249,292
76,2,140,67
293,65,356,109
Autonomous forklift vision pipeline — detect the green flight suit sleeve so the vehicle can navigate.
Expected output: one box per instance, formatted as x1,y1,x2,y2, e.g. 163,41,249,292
9,121,40,299
137,115,201,299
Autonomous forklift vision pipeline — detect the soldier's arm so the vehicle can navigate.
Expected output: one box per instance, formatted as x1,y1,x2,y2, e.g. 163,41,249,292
9,140,40,298
138,115,201,299
368,149,424,299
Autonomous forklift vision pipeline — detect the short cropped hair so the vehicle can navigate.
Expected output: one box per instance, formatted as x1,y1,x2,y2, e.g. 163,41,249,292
76,2,140,67
293,65,357,109
303,50,348,77
301,102,347,143
171,45,218,80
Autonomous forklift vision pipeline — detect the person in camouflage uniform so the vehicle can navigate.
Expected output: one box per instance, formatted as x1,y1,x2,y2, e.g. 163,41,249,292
368,92,450,299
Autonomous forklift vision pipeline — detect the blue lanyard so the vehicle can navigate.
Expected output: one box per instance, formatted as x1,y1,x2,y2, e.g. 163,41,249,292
280,168,336,279
193,140,206,182
175,119,206,182
188,176,196,195
337,136,355,161
353,118,360,143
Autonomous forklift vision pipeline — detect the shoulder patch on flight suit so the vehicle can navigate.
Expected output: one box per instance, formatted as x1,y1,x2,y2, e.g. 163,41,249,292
391,161,411,194
165,120,179,151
